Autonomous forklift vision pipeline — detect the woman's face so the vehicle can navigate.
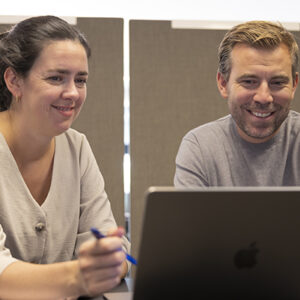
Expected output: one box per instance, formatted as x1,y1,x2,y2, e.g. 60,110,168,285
17,39,89,137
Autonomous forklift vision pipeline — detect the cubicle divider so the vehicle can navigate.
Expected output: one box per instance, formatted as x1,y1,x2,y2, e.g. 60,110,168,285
72,18,125,227
129,20,227,265
0,24,11,35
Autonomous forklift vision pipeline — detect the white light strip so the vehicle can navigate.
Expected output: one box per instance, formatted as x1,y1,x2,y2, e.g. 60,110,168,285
0,15,77,25
171,20,300,31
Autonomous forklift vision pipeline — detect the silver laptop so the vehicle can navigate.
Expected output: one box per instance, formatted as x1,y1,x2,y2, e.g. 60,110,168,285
130,186,300,300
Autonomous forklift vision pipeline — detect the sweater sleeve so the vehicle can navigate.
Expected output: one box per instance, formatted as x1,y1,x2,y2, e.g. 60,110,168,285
174,132,209,187
74,134,130,258
0,224,18,275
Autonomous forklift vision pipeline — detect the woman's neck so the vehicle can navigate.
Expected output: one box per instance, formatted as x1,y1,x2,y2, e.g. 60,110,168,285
0,110,54,164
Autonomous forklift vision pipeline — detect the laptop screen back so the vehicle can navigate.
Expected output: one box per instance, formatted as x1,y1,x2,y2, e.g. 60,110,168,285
133,187,300,300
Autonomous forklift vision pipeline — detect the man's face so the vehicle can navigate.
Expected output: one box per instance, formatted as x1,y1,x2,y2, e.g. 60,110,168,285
217,43,298,143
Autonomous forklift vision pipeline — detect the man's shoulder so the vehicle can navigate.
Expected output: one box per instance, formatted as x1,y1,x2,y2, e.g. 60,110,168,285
285,110,300,132
184,115,232,141
288,110,300,121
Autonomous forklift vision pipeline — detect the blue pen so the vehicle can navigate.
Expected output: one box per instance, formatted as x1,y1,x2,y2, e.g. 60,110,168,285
90,227,137,265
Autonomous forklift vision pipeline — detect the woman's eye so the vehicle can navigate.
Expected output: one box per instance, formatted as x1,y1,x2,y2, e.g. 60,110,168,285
75,78,87,86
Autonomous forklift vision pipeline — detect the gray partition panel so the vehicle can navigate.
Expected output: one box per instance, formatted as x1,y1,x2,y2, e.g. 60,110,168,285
130,20,227,262
73,18,125,227
130,20,300,265
0,24,11,32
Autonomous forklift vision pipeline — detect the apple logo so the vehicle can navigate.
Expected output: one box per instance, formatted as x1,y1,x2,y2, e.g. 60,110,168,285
234,242,259,269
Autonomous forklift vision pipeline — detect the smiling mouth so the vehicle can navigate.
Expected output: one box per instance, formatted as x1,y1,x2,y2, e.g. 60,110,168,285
248,110,273,118
52,105,74,111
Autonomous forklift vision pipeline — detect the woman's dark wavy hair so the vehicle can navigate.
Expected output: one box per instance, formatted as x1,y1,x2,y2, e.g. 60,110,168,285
0,15,91,111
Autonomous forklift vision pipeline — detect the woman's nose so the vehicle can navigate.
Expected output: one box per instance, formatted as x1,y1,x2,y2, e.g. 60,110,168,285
62,82,80,100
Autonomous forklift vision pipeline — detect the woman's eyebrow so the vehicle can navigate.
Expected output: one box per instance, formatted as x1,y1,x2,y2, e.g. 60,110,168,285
47,69,88,76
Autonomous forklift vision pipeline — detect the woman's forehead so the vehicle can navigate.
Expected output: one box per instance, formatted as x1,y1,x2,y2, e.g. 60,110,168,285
31,40,89,74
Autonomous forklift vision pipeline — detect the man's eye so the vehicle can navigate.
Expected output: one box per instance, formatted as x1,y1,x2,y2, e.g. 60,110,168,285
241,79,258,87
270,80,286,87
245,80,255,84
48,76,62,82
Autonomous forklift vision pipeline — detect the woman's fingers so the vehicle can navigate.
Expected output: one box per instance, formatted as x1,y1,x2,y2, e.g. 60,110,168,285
78,235,126,297
80,236,123,256
107,227,125,237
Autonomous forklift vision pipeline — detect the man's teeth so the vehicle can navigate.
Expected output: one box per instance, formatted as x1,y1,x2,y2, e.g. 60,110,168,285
252,111,271,118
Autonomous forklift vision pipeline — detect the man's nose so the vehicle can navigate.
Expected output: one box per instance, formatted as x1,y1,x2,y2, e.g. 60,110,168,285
253,82,273,103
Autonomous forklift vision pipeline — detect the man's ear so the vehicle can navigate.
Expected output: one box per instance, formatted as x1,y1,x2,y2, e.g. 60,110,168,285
3,67,23,98
216,72,229,99
293,72,299,90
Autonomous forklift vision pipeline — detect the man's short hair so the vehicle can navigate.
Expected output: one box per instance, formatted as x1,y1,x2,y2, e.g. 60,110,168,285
218,21,299,82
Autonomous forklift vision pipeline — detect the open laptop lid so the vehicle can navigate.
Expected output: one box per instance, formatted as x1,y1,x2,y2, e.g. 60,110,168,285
133,186,300,300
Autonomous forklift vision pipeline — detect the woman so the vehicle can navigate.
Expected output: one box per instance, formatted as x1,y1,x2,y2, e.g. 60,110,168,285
0,15,130,299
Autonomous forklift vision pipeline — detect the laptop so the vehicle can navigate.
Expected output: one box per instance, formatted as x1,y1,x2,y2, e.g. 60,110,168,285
105,186,300,300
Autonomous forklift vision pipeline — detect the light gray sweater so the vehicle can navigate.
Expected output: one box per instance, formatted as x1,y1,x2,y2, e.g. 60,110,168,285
0,128,130,274
175,111,300,187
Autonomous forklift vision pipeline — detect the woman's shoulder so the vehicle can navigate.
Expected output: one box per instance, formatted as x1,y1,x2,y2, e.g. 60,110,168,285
55,129,92,159
57,128,87,145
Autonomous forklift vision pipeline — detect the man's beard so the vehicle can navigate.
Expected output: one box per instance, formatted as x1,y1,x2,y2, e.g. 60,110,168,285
231,102,290,140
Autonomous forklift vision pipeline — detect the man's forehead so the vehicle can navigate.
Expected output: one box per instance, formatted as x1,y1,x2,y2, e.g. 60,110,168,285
230,43,292,65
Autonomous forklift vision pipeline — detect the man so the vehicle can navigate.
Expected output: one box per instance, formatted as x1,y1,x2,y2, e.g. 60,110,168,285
174,21,300,187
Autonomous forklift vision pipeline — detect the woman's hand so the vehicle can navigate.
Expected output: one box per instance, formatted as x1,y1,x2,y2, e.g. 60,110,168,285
77,227,126,297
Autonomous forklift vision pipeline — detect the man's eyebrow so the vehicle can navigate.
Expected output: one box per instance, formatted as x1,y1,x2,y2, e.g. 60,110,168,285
270,75,290,81
237,74,290,81
236,74,258,80
47,69,88,76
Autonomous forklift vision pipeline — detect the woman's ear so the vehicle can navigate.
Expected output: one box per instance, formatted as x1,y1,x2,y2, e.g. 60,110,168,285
216,72,229,99
3,67,23,98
